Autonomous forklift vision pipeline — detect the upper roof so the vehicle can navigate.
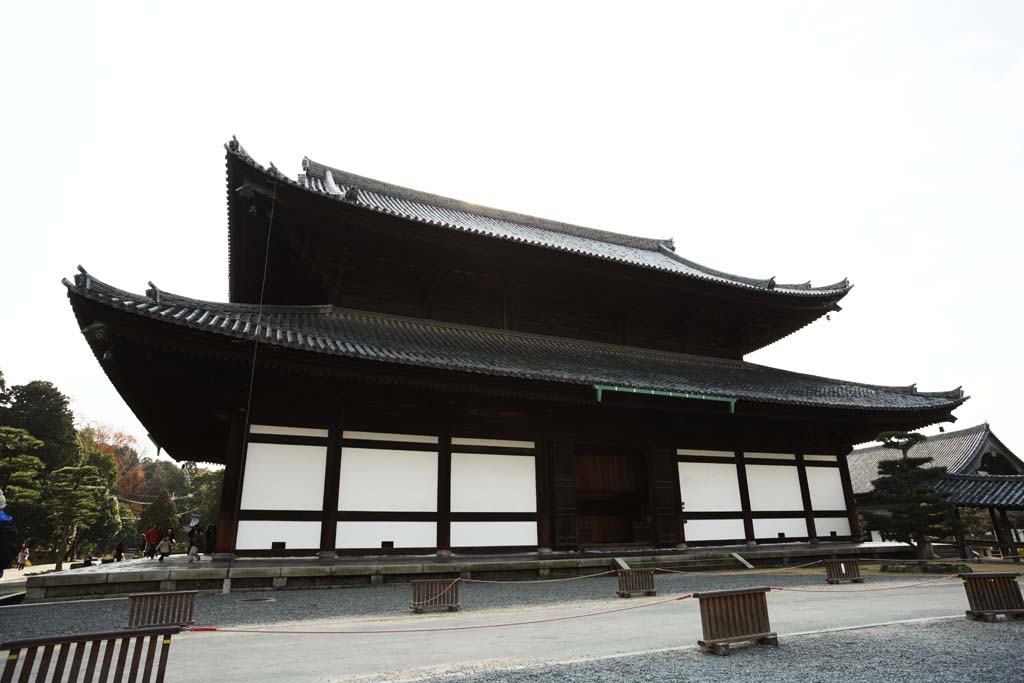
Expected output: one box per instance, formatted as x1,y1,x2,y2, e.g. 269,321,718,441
928,474,1024,510
65,268,965,416
848,423,1024,494
227,139,852,300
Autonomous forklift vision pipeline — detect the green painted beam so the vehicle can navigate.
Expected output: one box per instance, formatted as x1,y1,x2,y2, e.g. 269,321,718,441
592,384,736,413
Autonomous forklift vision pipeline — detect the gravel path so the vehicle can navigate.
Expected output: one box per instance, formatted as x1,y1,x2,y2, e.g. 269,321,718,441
0,572,938,642
399,618,1024,683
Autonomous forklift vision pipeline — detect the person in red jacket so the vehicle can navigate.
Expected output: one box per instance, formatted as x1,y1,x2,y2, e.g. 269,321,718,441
143,524,163,560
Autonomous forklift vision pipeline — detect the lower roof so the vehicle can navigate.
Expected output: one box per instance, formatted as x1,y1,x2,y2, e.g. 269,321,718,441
848,423,1023,494
64,268,966,415
929,474,1024,510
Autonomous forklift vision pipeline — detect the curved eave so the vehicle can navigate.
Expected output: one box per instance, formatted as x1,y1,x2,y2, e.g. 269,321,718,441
225,139,853,306
66,269,964,417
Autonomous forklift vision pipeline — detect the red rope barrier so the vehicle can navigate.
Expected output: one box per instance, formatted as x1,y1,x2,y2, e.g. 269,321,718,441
771,574,961,593
463,569,617,584
654,559,823,576
188,595,692,636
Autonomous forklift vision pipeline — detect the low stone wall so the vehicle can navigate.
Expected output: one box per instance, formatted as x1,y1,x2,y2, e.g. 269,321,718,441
26,544,912,602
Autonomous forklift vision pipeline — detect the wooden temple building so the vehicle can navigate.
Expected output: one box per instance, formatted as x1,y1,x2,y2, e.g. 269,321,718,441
850,423,1024,557
64,138,967,557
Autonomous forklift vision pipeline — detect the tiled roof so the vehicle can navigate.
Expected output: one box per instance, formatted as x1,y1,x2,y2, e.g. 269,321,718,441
227,139,851,299
930,475,1024,509
65,268,966,415
848,424,991,494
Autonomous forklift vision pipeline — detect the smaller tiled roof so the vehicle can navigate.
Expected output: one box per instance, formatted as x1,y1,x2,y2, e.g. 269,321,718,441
849,424,998,494
930,475,1024,510
64,268,966,415
226,139,851,299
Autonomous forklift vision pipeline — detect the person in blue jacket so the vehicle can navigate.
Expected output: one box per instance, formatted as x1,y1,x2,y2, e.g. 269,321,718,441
0,489,20,578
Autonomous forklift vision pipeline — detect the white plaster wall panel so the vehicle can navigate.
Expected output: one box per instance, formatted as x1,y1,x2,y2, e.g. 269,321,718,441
451,453,537,512
250,424,329,438
746,465,805,511
814,517,852,537
338,448,438,511
677,462,742,512
807,467,847,511
753,518,808,539
452,437,535,449
450,522,538,547
236,521,321,550
745,452,796,460
683,519,746,542
677,449,734,458
804,455,838,462
343,431,438,444
240,443,327,511
336,522,437,549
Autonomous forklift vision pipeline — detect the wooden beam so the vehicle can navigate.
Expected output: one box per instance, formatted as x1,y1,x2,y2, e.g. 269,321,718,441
214,411,246,556
795,453,818,543
735,451,755,545
437,432,452,553
320,415,343,556
837,453,861,538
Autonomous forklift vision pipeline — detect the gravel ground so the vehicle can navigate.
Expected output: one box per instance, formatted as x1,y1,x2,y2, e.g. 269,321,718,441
0,572,936,642
396,618,1024,683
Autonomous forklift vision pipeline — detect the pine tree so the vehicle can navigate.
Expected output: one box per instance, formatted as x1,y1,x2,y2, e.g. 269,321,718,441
861,431,956,559
45,465,106,570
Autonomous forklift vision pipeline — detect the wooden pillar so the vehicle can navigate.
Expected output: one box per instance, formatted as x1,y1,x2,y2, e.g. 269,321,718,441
989,508,1017,559
837,453,862,538
649,444,682,547
319,416,343,558
795,453,818,543
551,437,578,550
535,436,552,551
735,451,755,545
953,507,969,560
214,411,247,556
999,509,1020,562
437,432,452,554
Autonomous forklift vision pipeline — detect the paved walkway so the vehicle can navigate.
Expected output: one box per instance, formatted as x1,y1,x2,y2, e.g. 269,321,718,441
167,578,970,683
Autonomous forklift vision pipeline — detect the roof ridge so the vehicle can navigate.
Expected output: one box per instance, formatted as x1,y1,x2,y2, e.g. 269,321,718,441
851,422,987,454
301,157,674,253
226,139,854,302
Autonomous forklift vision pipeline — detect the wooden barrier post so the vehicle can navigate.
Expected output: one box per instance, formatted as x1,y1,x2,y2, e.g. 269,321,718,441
823,558,864,585
126,591,198,628
1,626,180,683
959,572,1024,621
692,586,777,655
617,569,657,598
410,579,461,613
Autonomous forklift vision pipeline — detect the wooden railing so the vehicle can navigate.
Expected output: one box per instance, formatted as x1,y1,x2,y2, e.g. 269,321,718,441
1,626,180,683
616,569,657,598
127,591,198,629
692,586,777,655
410,579,460,613
959,572,1024,621
823,558,864,584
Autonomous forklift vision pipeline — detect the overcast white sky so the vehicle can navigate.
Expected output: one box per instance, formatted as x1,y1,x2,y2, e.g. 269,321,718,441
2,2,1021,460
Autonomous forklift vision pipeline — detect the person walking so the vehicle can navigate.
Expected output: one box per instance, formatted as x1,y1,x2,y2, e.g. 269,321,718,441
16,544,29,571
143,524,162,559
0,490,18,578
114,541,126,562
156,535,172,562
187,525,202,563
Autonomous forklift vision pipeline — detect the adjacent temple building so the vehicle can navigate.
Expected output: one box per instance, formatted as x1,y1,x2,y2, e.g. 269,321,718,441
65,139,967,557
